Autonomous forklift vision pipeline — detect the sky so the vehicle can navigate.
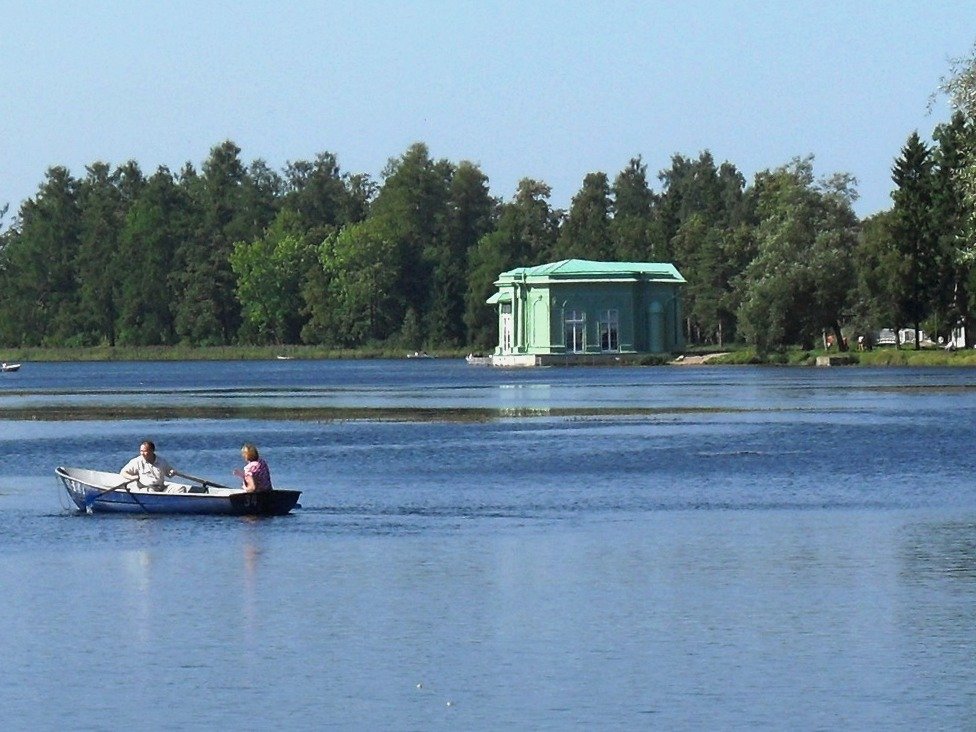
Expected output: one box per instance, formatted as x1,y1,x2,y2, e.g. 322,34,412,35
2,1,975,225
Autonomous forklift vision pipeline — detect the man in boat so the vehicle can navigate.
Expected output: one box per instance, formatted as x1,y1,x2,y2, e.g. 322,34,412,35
120,440,184,492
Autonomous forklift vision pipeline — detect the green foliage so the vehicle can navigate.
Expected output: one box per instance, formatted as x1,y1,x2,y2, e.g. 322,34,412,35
231,210,312,344
555,172,613,260
317,219,406,345
399,308,423,350
428,161,496,346
173,140,267,345
850,210,899,336
890,132,938,344
115,168,185,345
736,157,858,352
610,157,655,260
371,143,452,316
280,151,370,237
858,346,976,366
705,348,762,365
938,43,976,258
657,152,750,244
929,112,976,343
0,167,83,345
1,108,975,356
76,162,131,345
656,152,754,345
0,344,461,362
463,179,558,348
464,229,509,349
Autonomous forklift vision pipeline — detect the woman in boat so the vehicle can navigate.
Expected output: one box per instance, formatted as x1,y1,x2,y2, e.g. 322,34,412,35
235,443,273,492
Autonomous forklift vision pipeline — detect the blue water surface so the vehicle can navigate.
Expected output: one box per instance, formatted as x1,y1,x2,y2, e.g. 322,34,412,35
1,360,975,729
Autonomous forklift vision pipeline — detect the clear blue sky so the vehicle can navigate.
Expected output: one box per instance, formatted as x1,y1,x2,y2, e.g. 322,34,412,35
2,1,974,223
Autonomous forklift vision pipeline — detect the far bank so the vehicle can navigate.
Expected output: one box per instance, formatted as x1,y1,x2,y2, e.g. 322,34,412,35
4,344,976,367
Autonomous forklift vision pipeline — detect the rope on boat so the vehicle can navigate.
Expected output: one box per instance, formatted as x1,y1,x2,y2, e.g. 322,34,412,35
55,475,75,513
56,470,152,515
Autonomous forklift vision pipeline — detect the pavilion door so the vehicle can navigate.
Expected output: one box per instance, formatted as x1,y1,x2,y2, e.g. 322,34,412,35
500,303,513,353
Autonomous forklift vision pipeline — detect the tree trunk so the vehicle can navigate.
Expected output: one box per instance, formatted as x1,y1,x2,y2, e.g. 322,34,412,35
831,322,848,352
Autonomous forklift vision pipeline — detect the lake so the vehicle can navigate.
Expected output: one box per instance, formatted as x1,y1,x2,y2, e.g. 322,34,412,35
2,360,975,729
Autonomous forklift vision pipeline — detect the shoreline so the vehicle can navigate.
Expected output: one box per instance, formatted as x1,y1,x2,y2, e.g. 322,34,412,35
3,345,976,367
671,352,731,365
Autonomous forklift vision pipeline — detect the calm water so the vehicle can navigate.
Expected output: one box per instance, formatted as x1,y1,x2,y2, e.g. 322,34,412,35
2,360,976,729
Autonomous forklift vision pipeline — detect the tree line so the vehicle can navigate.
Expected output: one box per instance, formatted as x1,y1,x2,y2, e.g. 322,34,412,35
2,49,976,354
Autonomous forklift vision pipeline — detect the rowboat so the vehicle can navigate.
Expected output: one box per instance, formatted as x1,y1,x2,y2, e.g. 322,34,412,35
56,466,301,516
1,362,21,372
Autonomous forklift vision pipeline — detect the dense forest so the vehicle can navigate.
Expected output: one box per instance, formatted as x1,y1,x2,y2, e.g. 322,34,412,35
2,51,976,354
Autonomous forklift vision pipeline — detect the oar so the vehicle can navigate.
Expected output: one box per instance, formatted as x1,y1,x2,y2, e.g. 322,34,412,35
85,477,138,512
172,470,237,492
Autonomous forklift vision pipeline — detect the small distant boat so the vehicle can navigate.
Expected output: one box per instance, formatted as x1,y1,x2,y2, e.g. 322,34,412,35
1,362,21,372
407,351,434,359
276,355,294,360
465,353,490,365
56,466,301,516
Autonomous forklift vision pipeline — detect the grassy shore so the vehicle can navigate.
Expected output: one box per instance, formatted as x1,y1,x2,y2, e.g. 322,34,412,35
0,345,472,362
3,343,976,366
706,345,976,367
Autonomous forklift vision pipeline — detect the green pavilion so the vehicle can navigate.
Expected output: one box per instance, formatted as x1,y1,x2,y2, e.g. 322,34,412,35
485,259,685,366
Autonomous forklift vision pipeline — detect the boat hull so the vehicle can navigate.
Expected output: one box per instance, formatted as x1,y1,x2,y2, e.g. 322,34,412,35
57,467,301,516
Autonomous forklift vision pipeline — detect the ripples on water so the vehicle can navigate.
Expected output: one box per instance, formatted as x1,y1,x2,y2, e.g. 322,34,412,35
2,361,976,729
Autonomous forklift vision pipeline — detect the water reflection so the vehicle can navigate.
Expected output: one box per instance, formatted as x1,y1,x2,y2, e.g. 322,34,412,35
121,549,154,645
900,519,976,585
5,363,976,728
5,360,976,419
241,529,261,634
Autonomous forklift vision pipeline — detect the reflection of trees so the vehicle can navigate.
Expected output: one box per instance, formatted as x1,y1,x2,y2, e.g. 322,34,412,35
901,521,976,584
898,519,976,689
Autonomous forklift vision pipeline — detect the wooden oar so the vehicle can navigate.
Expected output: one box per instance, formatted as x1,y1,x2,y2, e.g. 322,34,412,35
85,477,138,511
172,470,237,491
